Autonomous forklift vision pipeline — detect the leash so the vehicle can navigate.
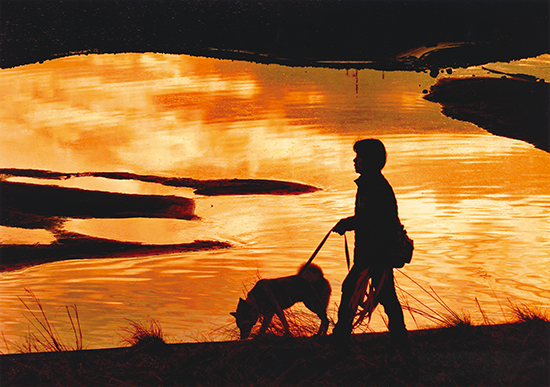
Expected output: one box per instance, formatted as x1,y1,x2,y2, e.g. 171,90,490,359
297,228,332,277
344,233,350,271
297,226,352,277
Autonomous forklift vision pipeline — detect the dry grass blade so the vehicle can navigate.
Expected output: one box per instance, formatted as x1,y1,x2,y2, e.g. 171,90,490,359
509,302,549,323
394,282,448,324
483,276,508,322
429,285,456,315
475,297,491,325
18,289,65,352
396,270,449,316
120,317,166,348
395,279,420,329
251,308,329,338
65,305,83,351
1,331,10,354
11,289,84,353
396,270,473,328
202,321,240,343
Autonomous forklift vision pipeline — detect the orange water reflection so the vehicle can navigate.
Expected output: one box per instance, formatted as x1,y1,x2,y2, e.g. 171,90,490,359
0,53,474,178
0,54,549,351
0,226,56,245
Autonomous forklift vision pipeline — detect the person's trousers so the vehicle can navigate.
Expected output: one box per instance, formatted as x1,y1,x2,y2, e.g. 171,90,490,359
333,264,408,343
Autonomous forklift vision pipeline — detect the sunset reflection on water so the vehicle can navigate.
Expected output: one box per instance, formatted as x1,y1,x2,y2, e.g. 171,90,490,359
1,54,549,351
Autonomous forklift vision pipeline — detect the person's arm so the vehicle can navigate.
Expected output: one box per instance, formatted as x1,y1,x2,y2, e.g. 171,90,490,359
332,216,356,235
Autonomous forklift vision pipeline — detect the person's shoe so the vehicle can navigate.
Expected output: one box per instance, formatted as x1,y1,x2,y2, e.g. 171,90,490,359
329,326,353,351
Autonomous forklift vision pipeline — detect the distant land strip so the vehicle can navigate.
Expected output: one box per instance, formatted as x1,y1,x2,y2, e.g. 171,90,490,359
0,181,197,226
0,233,232,272
1,0,547,72
424,76,549,153
0,169,320,196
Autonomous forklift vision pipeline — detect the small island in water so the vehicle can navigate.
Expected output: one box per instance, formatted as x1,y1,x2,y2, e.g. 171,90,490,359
0,168,320,271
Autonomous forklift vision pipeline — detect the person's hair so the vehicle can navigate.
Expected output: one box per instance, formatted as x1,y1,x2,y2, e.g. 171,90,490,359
353,139,387,170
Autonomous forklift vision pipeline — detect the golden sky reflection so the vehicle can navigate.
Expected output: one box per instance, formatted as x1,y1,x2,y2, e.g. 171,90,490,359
0,226,57,245
1,54,549,350
0,53,472,179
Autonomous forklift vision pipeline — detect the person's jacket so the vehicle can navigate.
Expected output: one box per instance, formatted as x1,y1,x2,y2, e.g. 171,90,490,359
350,171,402,265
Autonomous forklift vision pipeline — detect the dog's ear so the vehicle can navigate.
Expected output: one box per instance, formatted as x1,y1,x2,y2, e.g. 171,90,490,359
237,298,253,313
230,312,237,318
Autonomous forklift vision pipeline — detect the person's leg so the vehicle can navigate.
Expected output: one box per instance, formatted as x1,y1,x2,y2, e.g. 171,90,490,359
332,264,365,337
373,268,408,345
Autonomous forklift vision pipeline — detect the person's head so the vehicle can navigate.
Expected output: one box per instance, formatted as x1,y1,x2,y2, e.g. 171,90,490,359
353,139,387,174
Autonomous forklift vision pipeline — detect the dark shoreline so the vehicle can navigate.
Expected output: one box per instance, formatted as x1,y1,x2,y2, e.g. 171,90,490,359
0,170,319,271
1,0,547,72
0,181,197,223
0,170,319,231
0,232,231,272
0,169,321,197
424,77,550,153
1,321,548,386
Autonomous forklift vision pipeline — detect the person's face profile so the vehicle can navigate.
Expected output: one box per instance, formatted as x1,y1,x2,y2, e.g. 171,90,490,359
354,154,366,174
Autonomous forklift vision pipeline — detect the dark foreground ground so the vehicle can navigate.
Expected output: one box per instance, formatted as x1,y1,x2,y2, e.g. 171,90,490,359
1,320,548,386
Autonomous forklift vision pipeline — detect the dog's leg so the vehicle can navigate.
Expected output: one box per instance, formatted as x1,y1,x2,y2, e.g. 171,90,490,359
304,299,330,336
317,311,330,336
259,312,274,334
275,308,291,336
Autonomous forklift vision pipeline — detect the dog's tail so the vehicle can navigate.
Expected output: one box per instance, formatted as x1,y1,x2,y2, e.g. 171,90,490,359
297,262,325,282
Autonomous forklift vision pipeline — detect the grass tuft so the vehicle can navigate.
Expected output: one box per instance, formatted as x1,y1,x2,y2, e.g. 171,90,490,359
509,302,549,324
255,307,335,338
120,318,167,351
441,310,472,329
14,289,83,353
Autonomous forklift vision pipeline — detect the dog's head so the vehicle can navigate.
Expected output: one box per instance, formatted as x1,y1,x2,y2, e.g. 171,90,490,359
230,297,258,339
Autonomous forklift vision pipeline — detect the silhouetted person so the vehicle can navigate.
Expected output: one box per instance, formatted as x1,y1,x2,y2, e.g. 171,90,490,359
332,139,409,347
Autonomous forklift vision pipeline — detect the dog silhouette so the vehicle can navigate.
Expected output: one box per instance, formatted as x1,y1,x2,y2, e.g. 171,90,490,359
231,263,331,339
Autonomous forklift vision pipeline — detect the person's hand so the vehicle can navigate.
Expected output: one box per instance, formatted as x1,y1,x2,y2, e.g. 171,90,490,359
332,218,352,235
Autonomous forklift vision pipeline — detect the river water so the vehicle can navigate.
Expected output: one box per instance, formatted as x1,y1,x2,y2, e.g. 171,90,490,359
1,53,549,351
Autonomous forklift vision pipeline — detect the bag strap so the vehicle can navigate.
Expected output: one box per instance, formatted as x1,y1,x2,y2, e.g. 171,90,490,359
297,228,332,277
344,233,350,271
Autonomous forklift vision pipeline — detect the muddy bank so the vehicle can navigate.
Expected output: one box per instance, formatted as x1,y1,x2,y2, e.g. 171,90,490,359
424,77,550,152
0,172,318,270
1,0,547,72
1,321,548,386
0,232,231,272
0,169,320,197
0,181,197,227
0,171,319,229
